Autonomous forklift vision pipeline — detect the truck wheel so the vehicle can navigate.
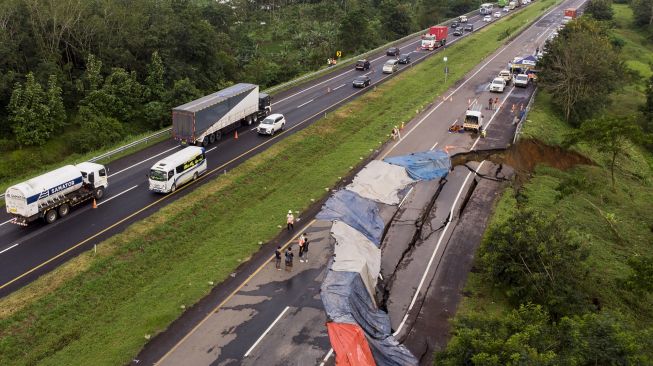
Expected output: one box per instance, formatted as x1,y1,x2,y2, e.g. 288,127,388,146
245,116,253,126
94,187,105,200
45,210,58,224
58,203,70,218
215,131,222,141
209,133,216,144
202,137,209,147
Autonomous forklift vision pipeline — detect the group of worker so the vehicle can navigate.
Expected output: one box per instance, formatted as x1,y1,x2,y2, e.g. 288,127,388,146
327,58,338,66
275,211,310,271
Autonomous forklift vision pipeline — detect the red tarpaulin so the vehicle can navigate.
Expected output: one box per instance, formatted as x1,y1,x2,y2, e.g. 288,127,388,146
326,322,376,366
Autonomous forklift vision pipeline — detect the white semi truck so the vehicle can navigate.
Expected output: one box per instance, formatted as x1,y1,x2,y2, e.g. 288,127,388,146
5,162,109,225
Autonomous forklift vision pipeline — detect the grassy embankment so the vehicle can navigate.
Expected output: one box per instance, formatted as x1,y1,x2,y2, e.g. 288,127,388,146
0,1,558,364
453,1,653,347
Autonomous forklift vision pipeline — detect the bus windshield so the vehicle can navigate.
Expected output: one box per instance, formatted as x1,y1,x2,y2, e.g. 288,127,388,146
150,169,167,181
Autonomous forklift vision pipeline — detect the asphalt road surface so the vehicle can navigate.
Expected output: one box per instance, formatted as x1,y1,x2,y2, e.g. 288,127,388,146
130,0,586,365
0,7,505,297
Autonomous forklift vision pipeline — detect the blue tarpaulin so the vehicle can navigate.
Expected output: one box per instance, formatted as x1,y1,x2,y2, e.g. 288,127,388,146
316,190,384,246
384,150,451,181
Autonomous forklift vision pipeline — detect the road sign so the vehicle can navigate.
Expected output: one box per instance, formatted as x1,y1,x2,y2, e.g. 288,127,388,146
336,50,342,57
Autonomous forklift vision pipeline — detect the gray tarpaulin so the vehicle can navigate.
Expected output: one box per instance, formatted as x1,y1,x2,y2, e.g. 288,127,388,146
331,221,381,302
346,160,415,205
384,149,451,181
321,268,418,366
316,190,384,246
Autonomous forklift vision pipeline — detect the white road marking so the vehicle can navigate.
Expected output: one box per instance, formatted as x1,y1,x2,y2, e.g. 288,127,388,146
398,187,414,208
333,83,346,90
0,243,19,255
430,141,440,151
243,306,290,357
0,219,12,227
319,349,334,366
109,146,179,178
393,161,486,336
206,146,218,153
97,185,139,206
297,99,315,109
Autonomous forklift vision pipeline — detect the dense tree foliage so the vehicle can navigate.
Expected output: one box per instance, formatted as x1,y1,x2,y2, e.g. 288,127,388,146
585,0,614,21
538,18,624,125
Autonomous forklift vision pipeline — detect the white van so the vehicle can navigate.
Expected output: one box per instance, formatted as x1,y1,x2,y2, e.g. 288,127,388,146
149,146,207,193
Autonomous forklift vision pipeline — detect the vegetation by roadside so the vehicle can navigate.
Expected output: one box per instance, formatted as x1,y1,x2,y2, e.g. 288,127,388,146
437,4,653,364
0,2,560,364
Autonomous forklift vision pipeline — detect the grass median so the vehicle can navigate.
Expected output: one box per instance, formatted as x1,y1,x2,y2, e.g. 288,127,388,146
0,1,559,364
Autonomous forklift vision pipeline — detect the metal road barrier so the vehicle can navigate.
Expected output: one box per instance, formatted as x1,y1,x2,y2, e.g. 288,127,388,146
87,128,171,163
513,88,538,144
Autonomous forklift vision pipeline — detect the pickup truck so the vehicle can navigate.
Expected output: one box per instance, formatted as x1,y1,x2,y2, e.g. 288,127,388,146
355,59,370,71
498,69,512,84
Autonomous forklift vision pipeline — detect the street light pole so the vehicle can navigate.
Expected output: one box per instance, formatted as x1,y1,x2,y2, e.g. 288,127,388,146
443,56,448,84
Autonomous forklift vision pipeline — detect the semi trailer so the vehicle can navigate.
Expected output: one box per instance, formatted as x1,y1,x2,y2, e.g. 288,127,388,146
5,162,109,225
421,26,448,51
172,83,271,147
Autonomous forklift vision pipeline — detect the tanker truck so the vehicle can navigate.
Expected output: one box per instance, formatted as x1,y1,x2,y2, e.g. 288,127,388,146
172,83,271,147
5,162,109,225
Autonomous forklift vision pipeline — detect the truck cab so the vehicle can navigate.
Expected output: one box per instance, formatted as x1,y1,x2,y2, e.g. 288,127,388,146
76,162,109,198
258,93,272,119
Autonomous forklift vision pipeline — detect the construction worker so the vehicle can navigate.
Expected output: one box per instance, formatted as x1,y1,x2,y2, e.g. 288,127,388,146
274,246,282,270
285,247,294,272
391,126,400,140
286,210,295,231
298,234,305,262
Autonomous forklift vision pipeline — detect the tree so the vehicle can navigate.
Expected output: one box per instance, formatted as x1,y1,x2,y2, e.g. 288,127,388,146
642,71,653,135
623,255,653,295
538,18,624,125
380,0,414,39
338,8,373,53
46,75,66,129
480,209,589,317
145,51,165,101
567,114,646,189
7,73,53,147
585,0,614,21
165,78,202,108
631,0,653,27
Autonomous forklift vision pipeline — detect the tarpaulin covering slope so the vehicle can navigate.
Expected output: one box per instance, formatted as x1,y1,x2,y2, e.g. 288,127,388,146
384,149,451,181
316,190,384,245
321,269,419,365
346,160,415,205
326,323,376,366
331,221,381,301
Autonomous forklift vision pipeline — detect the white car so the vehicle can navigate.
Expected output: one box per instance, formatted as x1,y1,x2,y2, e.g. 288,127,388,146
503,6,510,12
490,77,506,92
514,74,530,87
256,113,285,135
383,59,399,74
494,11,501,18
459,15,468,23
484,15,492,22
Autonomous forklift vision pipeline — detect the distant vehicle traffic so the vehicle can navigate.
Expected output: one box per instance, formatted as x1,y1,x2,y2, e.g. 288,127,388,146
565,8,577,18
421,26,448,51
509,1,516,10
480,3,494,15
355,59,370,71
398,54,411,64
352,75,372,88
514,74,530,87
494,11,502,17
450,22,459,29
464,24,474,32
459,15,468,23
172,83,271,147
498,69,513,84
256,113,286,135
490,77,506,92
386,47,400,56
484,15,492,22
453,28,463,36
149,146,207,194
383,59,399,73
6,162,109,225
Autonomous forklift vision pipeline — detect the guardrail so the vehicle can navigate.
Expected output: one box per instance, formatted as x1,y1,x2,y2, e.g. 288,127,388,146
88,128,171,163
513,88,537,144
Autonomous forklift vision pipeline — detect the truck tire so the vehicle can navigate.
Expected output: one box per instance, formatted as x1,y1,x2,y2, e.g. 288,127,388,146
94,187,105,200
209,133,216,144
214,131,222,141
45,210,57,224
245,116,253,126
58,203,70,218
202,137,209,147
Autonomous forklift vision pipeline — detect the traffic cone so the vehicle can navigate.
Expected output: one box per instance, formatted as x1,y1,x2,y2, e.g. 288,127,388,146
327,87,331,93
400,121,405,130
234,130,238,139
92,199,97,209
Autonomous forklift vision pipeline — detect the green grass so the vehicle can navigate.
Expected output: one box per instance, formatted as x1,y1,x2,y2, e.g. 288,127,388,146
453,2,653,350
0,1,560,364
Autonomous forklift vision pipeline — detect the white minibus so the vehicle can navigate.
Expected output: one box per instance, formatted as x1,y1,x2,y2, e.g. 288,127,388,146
148,146,207,193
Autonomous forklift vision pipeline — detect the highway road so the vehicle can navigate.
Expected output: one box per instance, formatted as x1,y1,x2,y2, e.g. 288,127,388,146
130,0,587,365
0,8,500,296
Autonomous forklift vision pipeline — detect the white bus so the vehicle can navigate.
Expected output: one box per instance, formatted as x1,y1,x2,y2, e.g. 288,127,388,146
148,146,207,193
480,3,493,14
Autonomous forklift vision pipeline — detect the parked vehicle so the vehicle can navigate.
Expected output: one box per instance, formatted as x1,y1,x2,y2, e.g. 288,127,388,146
172,83,271,147
564,8,577,18
459,15,468,23
421,25,448,50
514,74,530,87
148,146,207,194
498,69,513,84
386,47,400,56
383,59,399,74
561,16,572,24
453,28,463,36
463,105,484,133
5,162,108,225
450,22,459,29
490,77,506,92
494,11,502,17
352,75,372,88
480,3,494,15
484,15,492,22
355,59,370,71
256,113,286,135
398,54,411,64
508,1,516,9
464,24,474,32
